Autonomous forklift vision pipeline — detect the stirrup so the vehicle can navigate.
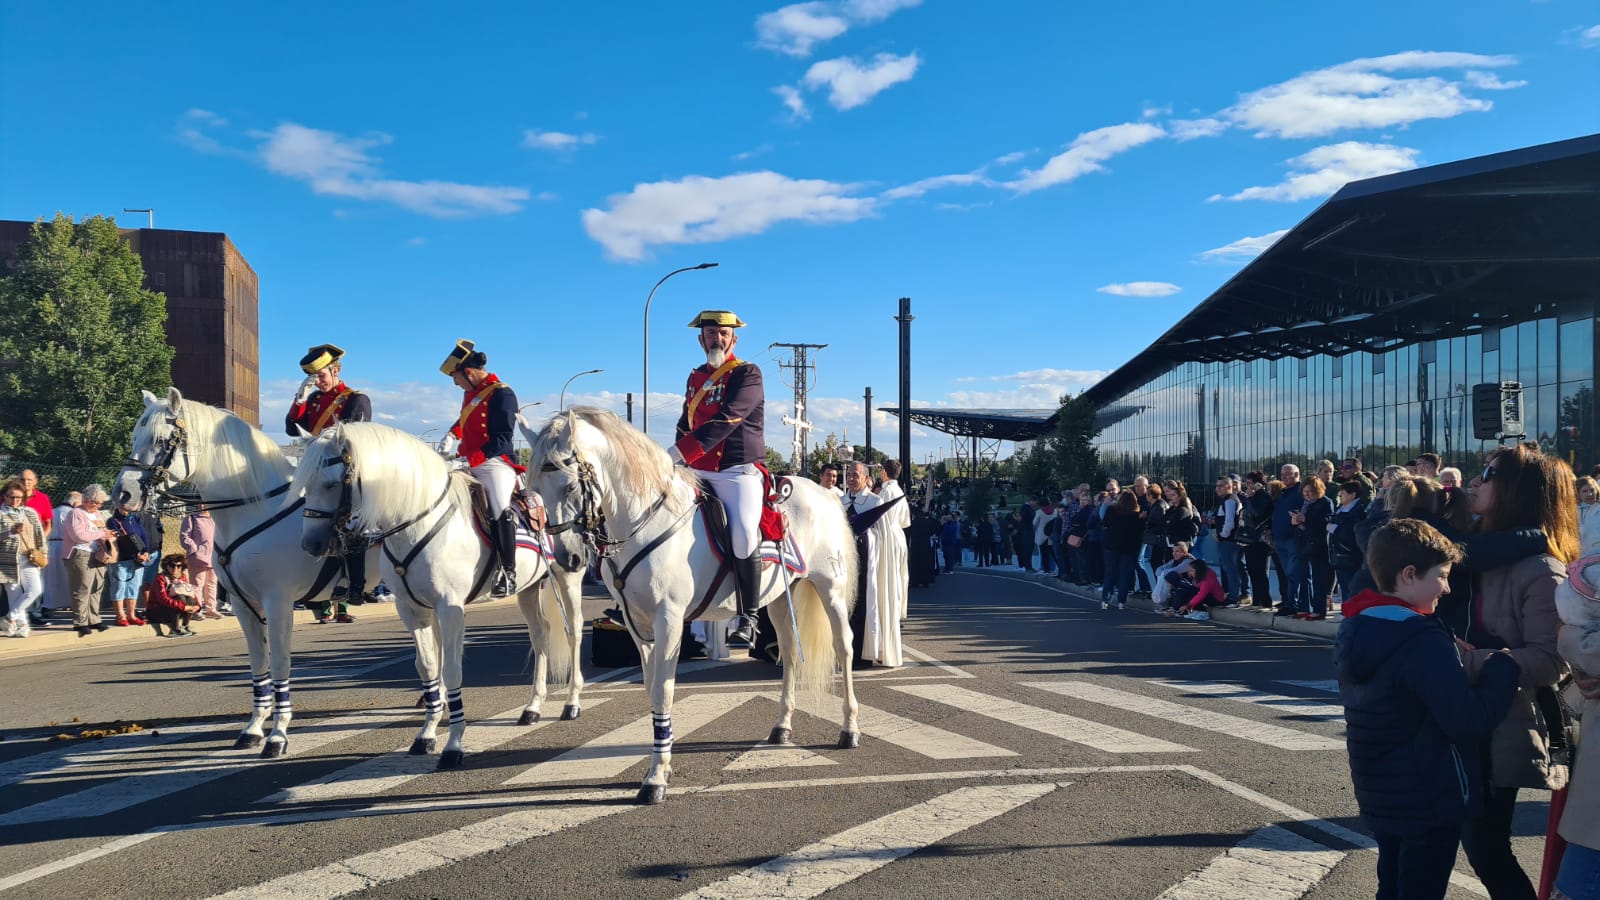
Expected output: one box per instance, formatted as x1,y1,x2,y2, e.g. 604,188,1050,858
727,615,757,647
491,568,516,598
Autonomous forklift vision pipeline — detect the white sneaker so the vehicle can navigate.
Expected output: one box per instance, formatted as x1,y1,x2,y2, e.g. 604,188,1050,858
15,623,29,638
1100,601,1110,610
1117,602,1127,610
4,618,17,637
1184,610,1211,621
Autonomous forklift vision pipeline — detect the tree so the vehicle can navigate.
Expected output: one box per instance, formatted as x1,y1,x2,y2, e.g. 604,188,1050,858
763,446,789,474
1015,444,1054,496
962,478,996,523
1047,391,1106,489
0,215,172,467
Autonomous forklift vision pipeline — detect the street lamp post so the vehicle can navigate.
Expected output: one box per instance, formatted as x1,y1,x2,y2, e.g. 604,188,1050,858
560,369,604,411
642,262,718,435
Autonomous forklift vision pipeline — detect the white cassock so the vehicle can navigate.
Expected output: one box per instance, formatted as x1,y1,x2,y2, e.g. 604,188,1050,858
875,480,911,628
846,488,903,668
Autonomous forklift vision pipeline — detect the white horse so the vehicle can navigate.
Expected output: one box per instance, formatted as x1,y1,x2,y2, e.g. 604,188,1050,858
289,421,589,769
117,389,588,762
526,407,861,804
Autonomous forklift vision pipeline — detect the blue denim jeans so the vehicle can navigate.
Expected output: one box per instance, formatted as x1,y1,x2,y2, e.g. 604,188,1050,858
1102,550,1136,605
1374,825,1463,900
1275,540,1308,611
1557,841,1600,900
1216,540,1243,602
110,559,145,602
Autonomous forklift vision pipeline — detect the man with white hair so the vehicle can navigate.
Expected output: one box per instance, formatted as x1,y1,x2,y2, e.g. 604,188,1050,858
844,461,902,668
1272,463,1308,613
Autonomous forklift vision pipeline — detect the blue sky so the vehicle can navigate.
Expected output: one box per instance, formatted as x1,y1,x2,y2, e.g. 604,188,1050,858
3,1,1597,463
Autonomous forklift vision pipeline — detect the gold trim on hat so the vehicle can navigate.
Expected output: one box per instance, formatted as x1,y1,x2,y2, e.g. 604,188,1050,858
440,339,475,375
686,310,746,328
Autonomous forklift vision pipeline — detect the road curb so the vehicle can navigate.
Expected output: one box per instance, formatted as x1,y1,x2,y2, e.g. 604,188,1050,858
955,564,1339,642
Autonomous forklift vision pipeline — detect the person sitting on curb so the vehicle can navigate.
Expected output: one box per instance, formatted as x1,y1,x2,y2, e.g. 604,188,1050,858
145,554,200,637
1152,541,1193,611
1165,559,1225,620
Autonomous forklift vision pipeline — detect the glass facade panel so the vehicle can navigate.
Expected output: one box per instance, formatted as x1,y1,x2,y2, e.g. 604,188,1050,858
1561,319,1593,382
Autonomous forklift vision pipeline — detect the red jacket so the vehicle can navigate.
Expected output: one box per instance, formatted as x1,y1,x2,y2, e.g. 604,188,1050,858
147,574,197,613
675,357,765,471
285,383,370,437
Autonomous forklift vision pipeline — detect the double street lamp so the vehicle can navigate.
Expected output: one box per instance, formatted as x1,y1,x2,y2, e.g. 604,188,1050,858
560,369,604,411
642,262,719,435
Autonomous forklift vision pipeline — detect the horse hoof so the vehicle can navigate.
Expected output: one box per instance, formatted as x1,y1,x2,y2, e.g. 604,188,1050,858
260,740,288,759
636,784,667,805
837,731,860,750
768,727,792,745
437,750,464,770
560,704,581,721
409,738,437,755
517,710,540,726
233,734,263,750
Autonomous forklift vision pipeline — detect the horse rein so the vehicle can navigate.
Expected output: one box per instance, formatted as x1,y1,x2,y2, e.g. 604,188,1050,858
123,414,289,513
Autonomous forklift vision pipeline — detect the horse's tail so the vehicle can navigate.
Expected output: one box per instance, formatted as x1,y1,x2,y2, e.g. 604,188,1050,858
789,577,838,699
534,569,577,684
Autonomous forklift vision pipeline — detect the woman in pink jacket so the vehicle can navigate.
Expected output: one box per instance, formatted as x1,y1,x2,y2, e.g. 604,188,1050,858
180,506,221,618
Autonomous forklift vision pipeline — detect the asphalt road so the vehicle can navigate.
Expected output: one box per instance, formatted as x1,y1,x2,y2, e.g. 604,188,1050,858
0,569,1552,899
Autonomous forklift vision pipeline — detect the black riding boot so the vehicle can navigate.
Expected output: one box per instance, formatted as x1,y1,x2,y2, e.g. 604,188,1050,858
727,554,762,646
342,546,368,604
491,509,518,598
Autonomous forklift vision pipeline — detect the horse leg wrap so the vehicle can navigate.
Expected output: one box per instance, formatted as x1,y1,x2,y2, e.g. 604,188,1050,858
422,679,443,717
251,674,272,713
272,679,292,716
447,689,465,727
652,712,673,757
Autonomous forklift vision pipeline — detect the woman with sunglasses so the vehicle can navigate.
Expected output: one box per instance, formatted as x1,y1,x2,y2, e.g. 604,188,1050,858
145,553,200,637
1,479,46,638
1455,445,1577,900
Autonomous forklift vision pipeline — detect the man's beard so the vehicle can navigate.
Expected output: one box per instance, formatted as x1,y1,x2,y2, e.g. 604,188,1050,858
704,346,728,368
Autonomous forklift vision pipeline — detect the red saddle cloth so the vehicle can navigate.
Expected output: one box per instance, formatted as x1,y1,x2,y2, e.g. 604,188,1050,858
753,461,785,543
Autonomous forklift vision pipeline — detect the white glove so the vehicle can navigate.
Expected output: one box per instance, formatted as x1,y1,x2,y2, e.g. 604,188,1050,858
667,445,685,465
437,434,460,456
294,375,317,405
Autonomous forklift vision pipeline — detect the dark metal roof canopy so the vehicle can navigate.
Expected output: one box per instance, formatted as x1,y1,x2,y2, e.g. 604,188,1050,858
1084,133,1600,406
881,407,1060,441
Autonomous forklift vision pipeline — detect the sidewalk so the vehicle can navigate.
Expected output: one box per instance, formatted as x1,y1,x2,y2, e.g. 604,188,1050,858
957,562,1341,641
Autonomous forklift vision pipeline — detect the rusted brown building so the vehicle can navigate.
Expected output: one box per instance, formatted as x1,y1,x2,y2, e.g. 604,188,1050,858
0,220,261,425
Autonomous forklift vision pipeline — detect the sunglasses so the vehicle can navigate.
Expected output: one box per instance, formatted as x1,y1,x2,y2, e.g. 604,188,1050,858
1482,465,1497,482
4,494,23,500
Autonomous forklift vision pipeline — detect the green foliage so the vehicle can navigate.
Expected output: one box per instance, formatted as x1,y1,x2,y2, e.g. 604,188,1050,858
1015,445,1053,496
961,478,996,523
1048,391,1107,489
0,214,173,467
763,446,789,474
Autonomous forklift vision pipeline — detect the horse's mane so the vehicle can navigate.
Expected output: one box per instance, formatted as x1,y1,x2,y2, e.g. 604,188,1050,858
532,407,698,513
138,396,293,503
289,422,456,527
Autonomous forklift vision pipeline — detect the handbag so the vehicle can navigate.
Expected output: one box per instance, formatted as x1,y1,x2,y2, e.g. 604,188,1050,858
16,518,48,568
1066,534,1084,548
1231,525,1262,545
91,537,118,567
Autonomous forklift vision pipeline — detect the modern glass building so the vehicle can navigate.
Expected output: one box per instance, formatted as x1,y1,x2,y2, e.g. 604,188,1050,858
1086,133,1600,484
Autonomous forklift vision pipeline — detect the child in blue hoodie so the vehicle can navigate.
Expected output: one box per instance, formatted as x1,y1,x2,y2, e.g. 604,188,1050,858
1336,518,1523,900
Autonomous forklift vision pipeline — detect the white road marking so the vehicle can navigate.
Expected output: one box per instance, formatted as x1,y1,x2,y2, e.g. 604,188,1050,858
502,692,763,785
1023,681,1343,751
0,709,413,827
797,693,1018,759
1278,679,1339,693
1156,824,1346,899
900,644,975,678
1155,680,1345,721
203,791,631,900
586,674,958,694
676,782,1062,899
891,684,1193,754
724,741,836,772
260,699,612,805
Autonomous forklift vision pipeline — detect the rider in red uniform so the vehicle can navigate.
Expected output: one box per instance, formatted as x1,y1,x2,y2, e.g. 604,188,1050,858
286,344,372,621
674,310,766,646
440,340,522,598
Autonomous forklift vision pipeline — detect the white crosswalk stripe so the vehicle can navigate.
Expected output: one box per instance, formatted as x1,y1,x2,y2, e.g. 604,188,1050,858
676,782,1063,899
724,741,836,771
502,692,762,785
891,684,1194,753
0,720,235,789
796,693,1017,759
1156,824,1347,899
1155,681,1345,722
1278,679,1339,694
0,709,412,827
1023,682,1343,751
261,699,613,806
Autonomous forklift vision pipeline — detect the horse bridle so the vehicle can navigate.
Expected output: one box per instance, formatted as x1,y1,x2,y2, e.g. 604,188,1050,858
536,444,690,565
122,414,288,512
302,450,454,556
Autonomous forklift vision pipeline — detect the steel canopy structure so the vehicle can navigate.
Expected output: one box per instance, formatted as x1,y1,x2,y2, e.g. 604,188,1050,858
1083,133,1600,408
882,407,1060,476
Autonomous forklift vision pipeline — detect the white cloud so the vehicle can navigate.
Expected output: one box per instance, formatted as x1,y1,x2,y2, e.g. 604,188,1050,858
522,129,599,151
1097,281,1181,298
1007,122,1166,194
755,0,920,57
1199,228,1291,262
251,123,529,217
800,52,921,110
1463,70,1526,90
881,171,988,200
993,150,1028,166
1572,24,1600,47
733,144,775,161
1210,141,1420,202
1169,117,1227,141
581,171,877,261
773,84,810,121
177,108,243,156
1223,51,1520,139
406,236,426,246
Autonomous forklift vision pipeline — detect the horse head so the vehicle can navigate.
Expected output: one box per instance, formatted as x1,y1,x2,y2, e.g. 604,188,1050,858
118,386,192,509
294,427,356,558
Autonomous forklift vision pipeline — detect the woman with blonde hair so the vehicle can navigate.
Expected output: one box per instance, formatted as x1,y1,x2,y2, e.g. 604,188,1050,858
1457,445,1577,899
1577,474,1600,557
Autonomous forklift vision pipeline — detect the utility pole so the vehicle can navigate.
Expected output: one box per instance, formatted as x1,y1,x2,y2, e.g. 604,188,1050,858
896,298,914,493
625,392,634,424
770,341,828,475
864,386,873,464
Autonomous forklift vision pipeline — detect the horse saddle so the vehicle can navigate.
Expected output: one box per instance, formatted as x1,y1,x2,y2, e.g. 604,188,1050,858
461,474,547,547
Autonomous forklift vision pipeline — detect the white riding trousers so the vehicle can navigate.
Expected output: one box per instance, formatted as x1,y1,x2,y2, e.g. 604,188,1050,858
471,457,517,516
698,463,763,559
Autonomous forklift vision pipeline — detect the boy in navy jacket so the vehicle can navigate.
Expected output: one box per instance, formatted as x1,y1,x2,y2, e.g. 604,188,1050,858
1335,518,1522,900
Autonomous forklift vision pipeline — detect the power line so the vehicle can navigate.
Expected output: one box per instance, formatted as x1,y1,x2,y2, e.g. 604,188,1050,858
769,342,827,474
